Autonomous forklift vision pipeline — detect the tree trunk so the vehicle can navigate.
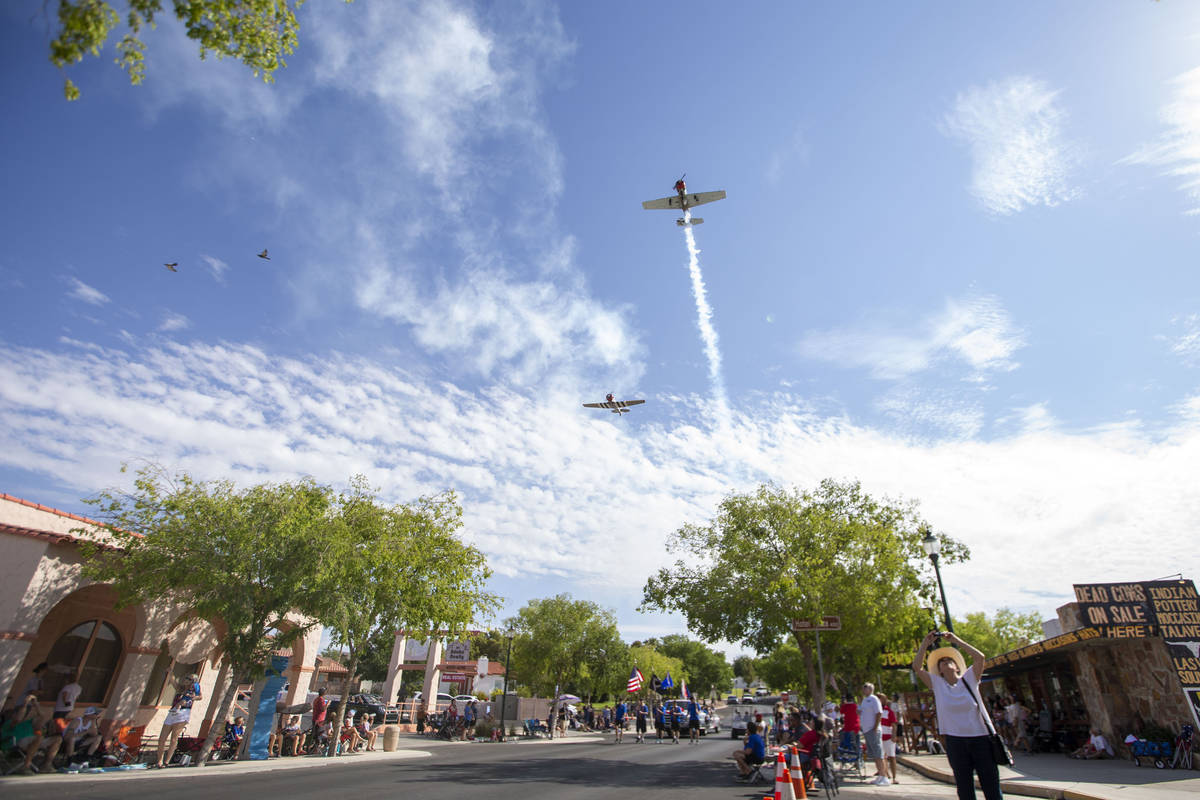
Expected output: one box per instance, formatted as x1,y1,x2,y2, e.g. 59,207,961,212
195,663,245,766
794,634,822,708
327,651,360,756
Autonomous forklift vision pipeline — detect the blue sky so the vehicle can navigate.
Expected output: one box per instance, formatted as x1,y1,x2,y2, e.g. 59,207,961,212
3,1,1200,653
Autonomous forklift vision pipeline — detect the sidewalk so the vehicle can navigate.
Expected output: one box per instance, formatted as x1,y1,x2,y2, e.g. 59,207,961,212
4,730,605,786
898,751,1200,800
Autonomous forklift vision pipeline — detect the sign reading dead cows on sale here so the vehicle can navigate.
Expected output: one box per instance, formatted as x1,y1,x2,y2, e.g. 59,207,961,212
1074,579,1200,727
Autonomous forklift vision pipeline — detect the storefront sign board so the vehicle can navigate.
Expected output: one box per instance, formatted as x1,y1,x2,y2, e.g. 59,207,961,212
1074,578,1200,729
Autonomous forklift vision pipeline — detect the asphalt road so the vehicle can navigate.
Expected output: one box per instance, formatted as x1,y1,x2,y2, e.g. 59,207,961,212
3,731,960,800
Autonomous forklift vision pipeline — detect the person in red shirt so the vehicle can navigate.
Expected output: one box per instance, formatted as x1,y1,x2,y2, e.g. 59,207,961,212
796,717,827,787
838,692,861,757
879,693,898,783
311,688,328,736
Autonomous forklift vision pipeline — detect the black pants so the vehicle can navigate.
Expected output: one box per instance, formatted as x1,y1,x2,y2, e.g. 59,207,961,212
944,735,1003,800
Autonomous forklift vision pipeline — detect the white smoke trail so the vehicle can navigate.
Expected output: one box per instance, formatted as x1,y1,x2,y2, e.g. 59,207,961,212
682,210,730,418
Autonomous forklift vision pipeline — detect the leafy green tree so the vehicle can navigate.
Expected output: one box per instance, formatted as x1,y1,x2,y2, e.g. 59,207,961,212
953,608,1044,660
642,480,969,706
580,640,630,703
46,0,351,101
351,630,393,683
655,635,734,699
507,595,623,702
79,464,339,765
321,478,496,754
756,643,808,698
732,655,758,686
627,645,684,698
468,629,510,664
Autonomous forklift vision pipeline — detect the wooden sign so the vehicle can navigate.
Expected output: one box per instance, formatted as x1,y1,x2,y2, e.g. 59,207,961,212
790,616,842,632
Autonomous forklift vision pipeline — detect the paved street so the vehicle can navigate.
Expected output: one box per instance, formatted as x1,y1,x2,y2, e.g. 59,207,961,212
2,733,955,800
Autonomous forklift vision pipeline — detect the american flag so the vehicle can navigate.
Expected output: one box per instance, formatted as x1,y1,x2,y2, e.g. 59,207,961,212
627,666,644,692
680,679,690,700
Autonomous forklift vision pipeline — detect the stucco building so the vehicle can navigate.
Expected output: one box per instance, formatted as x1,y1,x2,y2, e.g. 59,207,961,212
0,493,321,738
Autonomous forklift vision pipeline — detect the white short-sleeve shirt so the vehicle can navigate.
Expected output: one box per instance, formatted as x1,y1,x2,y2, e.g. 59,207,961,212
930,673,989,738
859,693,882,732
55,682,83,714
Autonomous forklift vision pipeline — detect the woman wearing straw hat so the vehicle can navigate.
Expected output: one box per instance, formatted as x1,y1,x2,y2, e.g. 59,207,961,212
912,631,1003,800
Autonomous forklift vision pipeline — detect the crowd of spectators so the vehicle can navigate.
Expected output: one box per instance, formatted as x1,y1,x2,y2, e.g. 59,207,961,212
729,689,903,788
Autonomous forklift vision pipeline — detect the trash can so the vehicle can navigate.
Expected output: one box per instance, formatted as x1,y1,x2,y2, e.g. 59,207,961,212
383,725,400,752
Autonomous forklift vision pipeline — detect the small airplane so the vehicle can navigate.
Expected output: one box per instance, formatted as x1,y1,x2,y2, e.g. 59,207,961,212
641,174,726,226
583,393,646,416
164,262,178,272
257,249,271,260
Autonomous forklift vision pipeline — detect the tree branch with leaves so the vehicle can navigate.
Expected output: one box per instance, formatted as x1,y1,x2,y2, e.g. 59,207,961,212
641,479,969,706
79,464,341,765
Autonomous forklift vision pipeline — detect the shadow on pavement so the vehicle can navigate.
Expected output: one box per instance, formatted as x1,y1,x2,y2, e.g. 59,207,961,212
395,755,732,789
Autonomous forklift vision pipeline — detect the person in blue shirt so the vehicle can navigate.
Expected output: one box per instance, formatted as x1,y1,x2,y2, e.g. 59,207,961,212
734,720,767,781
671,703,685,743
613,699,627,743
635,700,649,743
687,698,701,744
654,703,665,743
462,700,476,741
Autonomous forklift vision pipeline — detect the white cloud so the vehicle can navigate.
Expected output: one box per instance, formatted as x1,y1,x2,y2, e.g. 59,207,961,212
358,258,644,385
1122,67,1200,215
200,255,229,283
1163,313,1200,365
66,278,110,306
147,2,598,383
798,294,1025,380
874,385,984,440
308,0,569,205
0,338,1197,623
158,312,191,332
942,76,1081,215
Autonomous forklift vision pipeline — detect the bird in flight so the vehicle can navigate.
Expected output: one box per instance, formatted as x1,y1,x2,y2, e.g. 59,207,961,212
164,262,178,272
257,249,271,260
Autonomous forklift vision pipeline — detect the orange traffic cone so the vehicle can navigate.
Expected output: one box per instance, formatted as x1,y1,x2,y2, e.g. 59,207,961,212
774,750,795,800
789,745,807,798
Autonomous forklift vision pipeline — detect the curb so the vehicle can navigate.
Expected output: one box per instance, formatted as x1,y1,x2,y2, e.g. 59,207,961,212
2,748,432,786
896,755,1109,800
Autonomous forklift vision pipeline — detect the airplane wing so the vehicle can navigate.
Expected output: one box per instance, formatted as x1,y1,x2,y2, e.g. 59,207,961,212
583,399,646,409
641,191,726,210
642,196,678,210
686,190,726,207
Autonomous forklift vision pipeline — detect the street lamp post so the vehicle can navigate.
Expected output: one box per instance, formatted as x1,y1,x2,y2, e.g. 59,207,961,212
501,628,515,726
921,528,955,633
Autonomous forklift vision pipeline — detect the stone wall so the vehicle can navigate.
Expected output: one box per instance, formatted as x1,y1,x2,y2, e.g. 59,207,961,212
1070,637,1191,742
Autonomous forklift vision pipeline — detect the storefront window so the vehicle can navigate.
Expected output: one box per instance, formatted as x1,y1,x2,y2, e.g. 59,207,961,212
42,620,123,703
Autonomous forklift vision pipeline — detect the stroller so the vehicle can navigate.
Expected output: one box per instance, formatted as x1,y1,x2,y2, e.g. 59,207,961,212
435,716,463,741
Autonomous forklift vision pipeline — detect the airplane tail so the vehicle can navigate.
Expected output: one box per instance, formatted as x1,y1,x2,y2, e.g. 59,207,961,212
676,217,704,226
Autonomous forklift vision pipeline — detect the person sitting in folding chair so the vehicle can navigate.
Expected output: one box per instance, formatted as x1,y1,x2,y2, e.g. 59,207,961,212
733,720,767,782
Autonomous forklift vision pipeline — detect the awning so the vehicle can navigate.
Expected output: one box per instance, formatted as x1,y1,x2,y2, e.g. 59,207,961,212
984,625,1116,676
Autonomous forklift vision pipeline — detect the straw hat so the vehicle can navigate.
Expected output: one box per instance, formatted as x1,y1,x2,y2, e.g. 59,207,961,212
927,646,967,675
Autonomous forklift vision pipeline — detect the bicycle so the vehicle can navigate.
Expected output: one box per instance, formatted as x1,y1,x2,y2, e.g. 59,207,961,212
812,739,840,798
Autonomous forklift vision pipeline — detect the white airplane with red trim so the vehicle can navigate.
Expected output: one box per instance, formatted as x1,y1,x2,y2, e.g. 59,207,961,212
641,175,726,226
